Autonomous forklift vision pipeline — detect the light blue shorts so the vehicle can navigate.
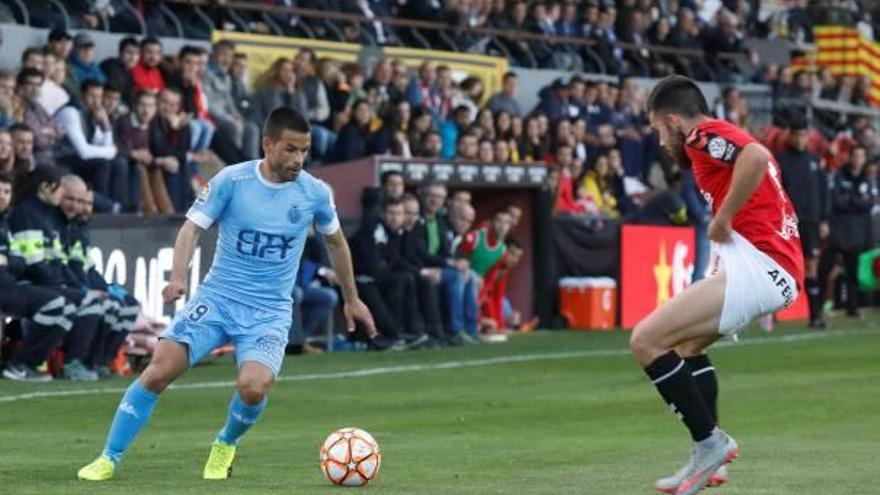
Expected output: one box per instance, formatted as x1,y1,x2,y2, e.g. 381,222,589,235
161,291,292,376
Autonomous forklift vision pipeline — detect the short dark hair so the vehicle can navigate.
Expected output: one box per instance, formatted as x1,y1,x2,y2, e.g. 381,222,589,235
503,71,517,81
381,196,404,210
8,122,34,135
21,46,44,64
380,170,404,186
492,207,511,218
104,81,121,94
0,170,13,185
507,238,523,250
140,36,161,49
119,36,139,53
647,75,709,118
178,45,206,60
80,78,103,95
17,165,62,204
233,52,248,60
262,106,311,139
16,67,44,86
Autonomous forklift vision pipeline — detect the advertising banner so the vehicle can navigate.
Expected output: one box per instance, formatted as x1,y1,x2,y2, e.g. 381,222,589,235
620,225,696,329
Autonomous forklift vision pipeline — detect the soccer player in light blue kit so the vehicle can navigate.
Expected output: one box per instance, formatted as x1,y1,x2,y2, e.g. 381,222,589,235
78,107,376,481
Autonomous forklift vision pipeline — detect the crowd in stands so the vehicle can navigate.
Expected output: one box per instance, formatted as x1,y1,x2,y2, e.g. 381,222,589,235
10,1,820,83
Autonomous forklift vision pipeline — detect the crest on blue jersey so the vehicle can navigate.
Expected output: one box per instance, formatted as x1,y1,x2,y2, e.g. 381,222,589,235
287,204,301,224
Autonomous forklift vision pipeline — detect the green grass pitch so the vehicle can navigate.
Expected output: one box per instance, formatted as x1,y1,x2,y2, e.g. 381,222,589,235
1,315,878,494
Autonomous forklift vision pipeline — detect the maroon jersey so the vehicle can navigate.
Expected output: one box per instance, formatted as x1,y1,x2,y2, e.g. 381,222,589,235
685,119,805,286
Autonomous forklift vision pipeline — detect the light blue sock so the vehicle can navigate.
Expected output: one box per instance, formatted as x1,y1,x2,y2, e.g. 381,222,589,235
217,392,267,446
102,379,159,465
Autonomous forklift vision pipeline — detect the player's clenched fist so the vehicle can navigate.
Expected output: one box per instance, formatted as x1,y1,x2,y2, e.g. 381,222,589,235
708,215,732,243
162,280,187,303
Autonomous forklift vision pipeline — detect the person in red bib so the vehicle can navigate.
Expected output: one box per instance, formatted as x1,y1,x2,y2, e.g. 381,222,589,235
629,76,804,495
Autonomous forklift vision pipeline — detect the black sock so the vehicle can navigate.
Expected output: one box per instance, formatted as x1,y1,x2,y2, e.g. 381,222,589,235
644,350,716,442
685,355,718,424
806,277,821,322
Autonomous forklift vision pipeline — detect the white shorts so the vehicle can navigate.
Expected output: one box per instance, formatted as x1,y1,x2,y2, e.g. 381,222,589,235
709,231,798,335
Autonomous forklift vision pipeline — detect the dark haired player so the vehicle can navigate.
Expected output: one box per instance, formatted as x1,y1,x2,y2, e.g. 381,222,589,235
630,76,804,495
79,106,376,481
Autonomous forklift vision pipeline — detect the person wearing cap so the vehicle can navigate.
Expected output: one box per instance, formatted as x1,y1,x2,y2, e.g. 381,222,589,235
70,33,106,87
535,78,571,123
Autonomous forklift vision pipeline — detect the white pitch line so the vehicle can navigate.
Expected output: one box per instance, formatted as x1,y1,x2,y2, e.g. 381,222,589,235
0,329,872,404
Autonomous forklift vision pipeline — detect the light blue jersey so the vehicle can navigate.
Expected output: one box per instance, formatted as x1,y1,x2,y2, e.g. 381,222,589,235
162,160,339,376
187,160,340,311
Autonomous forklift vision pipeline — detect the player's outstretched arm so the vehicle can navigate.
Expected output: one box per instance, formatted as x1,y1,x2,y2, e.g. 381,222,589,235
162,220,203,303
323,229,377,338
710,143,772,243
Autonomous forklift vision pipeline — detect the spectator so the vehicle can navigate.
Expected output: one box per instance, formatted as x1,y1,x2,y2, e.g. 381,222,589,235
702,9,750,82
407,106,433,153
420,130,443,158
400,193,447,344
440,105,472,159
448,195,476,255
778,118,828,327
115,91,169,215
9,124,37,175
519,116,548,163
0,129,13,174
170,45,215,158
331,99,376,162
20,46,45,73
829,145,874,317
252,58,308,131
0,170,76,382
348,196,428,349
131,37,166,95
405,60,437,110
287,230,340,355
8,166,104,381
230,53,253,120
580,152,622,218
39,52,70,116
100,36,139,105
102,83,128,121
455,132,480,161
69,33,106,87
15,68,62,168
46,28,73,64
417,183,478,342
204,40,260,160
55,80,138,213
494,139,512,164
478,139,495,164
149,88,194,212
294,48,336,158
554,145,583,214
0,70,14,128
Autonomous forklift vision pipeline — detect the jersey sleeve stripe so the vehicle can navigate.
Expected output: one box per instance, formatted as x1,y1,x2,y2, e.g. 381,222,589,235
186,210,215,229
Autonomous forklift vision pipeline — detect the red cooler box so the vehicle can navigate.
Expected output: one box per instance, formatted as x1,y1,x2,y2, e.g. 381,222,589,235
558,277,618,330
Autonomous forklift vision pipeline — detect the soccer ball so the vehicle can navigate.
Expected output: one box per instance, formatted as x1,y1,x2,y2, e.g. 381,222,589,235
320,427,381,487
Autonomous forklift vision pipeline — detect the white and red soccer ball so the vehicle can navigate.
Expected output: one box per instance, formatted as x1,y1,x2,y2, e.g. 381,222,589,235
320,427,381,487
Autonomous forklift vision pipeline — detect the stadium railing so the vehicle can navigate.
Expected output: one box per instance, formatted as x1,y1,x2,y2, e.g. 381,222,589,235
145,0,751,81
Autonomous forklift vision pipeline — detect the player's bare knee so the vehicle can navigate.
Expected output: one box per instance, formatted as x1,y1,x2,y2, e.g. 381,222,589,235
139,364,173,394
237,376,271,405
629,324,655,362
